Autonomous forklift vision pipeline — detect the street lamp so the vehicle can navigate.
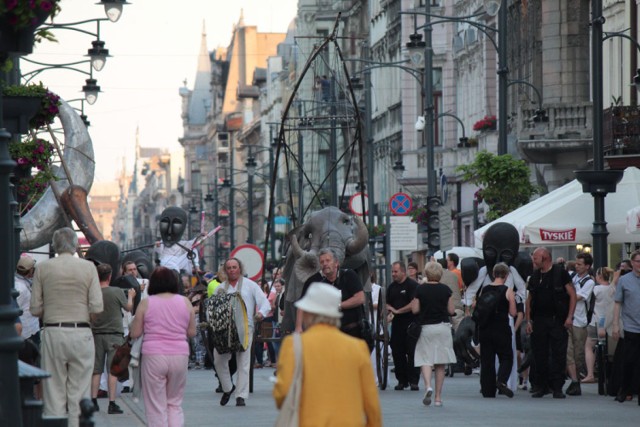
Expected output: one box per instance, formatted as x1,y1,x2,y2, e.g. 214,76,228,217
575,0,640,269
97,0,131,23
404,0,509,155
392,160,405,182
245,154,257,243
85,40,110,71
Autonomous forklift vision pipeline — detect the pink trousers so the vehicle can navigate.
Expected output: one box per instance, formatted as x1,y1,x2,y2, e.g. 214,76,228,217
141,354,189,427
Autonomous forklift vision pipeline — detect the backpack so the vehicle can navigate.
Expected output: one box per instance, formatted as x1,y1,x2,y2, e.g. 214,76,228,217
472,285,502,328
577,275,596,324
204,281,249,354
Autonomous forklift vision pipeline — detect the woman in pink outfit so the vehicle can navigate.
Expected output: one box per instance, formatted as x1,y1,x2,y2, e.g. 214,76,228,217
130,267,196,427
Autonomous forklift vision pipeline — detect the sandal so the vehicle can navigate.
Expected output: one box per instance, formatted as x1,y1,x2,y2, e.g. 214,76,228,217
434,401,443,407
581,377,596,384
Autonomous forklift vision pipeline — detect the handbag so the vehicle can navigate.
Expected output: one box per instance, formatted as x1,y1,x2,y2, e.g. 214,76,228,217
110,336,132,382
407,322,422,340
275,333,302,427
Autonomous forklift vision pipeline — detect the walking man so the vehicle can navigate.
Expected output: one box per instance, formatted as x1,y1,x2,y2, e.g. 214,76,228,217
526,247,576,399
386,261,420,390
90,264,135,414
30,227,103,426
214,258,271,407
566,252,595,396
612,249,640,404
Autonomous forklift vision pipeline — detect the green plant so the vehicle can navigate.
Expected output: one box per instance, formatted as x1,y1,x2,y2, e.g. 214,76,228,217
9,136,57,213
409,205,429,226
0,0,61,30
2,82,61,129
456,151,539,221
9,136,54,169
367,223,386,237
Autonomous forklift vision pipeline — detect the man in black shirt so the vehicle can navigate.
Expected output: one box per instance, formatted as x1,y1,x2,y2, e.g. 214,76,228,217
526,247,576,399
386,262,420,390
297,248,365,340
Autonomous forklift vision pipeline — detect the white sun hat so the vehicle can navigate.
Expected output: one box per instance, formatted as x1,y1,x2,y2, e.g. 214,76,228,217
294,282,343,318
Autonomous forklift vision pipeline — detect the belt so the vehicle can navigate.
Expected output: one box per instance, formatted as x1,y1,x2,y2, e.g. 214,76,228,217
45,322,91,328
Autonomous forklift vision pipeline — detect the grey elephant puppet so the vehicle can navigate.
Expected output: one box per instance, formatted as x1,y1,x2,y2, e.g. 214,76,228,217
280,206,371,333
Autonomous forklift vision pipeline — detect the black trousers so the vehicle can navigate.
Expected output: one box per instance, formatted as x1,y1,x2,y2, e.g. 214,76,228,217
620,330,640,396
390,318,419,386
530,316,568,392
479,323,513,397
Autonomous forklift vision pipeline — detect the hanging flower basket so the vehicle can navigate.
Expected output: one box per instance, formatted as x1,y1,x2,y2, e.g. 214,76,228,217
472,115,497,132
2,83,61,133
0,0,61,54
9,136,57,212
1,95,42,134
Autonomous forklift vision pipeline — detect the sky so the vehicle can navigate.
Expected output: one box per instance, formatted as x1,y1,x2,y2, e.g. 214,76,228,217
23,0,298,183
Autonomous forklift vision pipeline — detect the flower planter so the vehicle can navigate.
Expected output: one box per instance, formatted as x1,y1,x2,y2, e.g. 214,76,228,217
0,7,53,55
2,96,42,135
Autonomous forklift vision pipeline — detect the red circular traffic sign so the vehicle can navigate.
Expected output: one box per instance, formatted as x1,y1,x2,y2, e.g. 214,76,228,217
349,192,369,216
230,244,264,282
389,192,413,216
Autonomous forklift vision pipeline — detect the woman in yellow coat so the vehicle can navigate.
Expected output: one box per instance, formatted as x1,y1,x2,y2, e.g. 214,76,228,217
273,283,382,427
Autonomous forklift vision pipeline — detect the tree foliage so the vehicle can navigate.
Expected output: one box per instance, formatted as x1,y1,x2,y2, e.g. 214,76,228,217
456,151,538,221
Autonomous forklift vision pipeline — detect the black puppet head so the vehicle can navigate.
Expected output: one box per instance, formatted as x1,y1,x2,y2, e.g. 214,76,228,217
482,222,520,273
122,250,154,279
85,240,121,285
159,206,187,247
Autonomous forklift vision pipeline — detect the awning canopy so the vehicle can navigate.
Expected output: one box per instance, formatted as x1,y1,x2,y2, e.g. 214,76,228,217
474,167,640,248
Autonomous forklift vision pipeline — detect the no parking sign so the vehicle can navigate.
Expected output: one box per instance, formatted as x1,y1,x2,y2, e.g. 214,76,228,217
389,192,413,216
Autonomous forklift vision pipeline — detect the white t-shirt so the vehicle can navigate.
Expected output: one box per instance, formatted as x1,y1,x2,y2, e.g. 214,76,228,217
572,273,596,328
591,283,615,331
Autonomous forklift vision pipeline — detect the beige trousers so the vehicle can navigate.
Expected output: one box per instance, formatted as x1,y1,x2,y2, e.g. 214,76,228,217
41,327,95,427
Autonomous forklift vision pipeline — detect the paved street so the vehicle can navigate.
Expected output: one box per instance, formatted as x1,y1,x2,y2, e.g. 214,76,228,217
90,364,639,426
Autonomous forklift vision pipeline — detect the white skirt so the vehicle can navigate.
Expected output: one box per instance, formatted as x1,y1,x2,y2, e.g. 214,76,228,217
414,322,457,366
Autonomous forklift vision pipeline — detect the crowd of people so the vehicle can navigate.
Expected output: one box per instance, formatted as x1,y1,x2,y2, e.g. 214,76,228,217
11,221,640,426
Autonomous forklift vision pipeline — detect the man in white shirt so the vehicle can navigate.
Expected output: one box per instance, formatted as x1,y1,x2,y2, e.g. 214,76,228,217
15,255,40,344
566,252,595,396
214,258,270,407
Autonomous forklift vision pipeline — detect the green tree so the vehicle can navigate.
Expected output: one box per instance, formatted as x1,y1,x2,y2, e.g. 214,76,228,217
456,151,538,221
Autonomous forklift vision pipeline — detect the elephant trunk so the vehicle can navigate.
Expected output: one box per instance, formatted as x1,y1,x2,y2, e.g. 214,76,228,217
345,215,369,256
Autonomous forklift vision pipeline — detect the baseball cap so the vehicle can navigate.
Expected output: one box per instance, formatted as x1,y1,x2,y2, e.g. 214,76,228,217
17,255,36,273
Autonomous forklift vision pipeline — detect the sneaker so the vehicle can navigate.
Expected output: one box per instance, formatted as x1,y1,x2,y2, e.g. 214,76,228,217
410,383,419,391
423,388,433,406
394,383,408,391
236,397,246,407
108,402,123,414
497,382,514,398
121,386,131,394
220,385,236,406
91,399,99,412
565,381,581,396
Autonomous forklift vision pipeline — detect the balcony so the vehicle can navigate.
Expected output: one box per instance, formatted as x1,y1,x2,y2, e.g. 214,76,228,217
517,102,592,164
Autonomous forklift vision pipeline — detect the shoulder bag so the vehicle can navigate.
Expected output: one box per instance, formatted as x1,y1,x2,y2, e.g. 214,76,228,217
275,333,303,427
